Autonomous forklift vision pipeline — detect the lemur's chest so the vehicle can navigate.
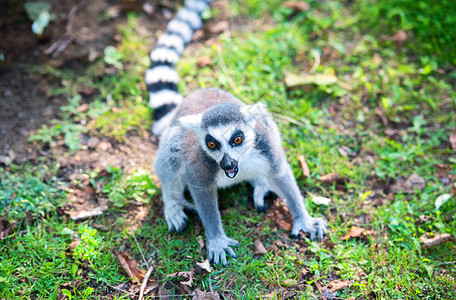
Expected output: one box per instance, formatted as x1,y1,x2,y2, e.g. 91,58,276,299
215,151,270,188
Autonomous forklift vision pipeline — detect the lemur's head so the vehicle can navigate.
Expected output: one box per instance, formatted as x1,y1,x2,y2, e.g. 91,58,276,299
179,102,267,178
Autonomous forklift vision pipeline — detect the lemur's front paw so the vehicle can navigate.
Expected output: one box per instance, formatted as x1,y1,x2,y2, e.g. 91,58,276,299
207,236,239,266
165,204,188,232
291,216,327,241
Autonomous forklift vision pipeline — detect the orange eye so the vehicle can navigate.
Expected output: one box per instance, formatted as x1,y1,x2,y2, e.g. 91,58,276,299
234,136,243,144
207,141,216,148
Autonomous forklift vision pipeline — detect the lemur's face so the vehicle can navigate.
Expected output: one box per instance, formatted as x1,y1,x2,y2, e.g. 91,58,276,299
179,102,267,178
202,124,256,178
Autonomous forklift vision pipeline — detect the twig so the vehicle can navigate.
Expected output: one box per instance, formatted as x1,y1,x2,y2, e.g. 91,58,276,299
147,293,195,298
45,5,78,57
435,261,456,266
139,265,155,300
105,282,135,296
208,274,213,293
132,232,149,269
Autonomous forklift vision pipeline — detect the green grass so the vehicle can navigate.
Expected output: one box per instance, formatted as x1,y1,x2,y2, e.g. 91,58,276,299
1,0,456,299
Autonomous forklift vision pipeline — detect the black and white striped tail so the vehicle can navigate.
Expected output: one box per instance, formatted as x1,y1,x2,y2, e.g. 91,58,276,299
147,0,213,136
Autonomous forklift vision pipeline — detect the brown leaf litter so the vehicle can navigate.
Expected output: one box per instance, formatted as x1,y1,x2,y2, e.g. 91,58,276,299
56,280,83,300
266,199,293,231
195,259,212,275
419,233,455,249
167,271,193,286
69,205,108,220
390,30,407,44
0,216,14,240
116,251,146,283
319,172,341,184
197,56,212,67
341,226,377,241
68,239,81,252
297,154,310,177
389,173,426,194
323,279,353,293
254,239,268,256
284,1,310,11
450,133,456,150
193,288,221,300
415,215,435,225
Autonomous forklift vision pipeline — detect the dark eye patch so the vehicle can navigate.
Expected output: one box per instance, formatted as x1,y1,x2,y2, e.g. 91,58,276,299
229,130,244,147
205,134,221,151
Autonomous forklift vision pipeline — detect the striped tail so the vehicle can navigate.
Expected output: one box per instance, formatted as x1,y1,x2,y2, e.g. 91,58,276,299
146,0,213,136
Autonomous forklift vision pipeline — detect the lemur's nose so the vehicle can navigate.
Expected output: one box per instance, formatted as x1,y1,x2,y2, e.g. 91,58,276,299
220,153,237,170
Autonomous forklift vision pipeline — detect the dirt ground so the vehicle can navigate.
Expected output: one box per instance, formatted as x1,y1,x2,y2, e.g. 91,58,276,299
0,0,230,163
0,0,161,162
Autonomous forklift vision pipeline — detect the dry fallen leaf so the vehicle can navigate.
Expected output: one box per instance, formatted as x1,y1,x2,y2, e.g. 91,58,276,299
197,56,212,67
57,280,82,300
311,196,331,206
406,173,426,190
196,235,205,250
285,71,338,88
282,278,295,285
338,147,348,157
419,233,455,249
266,199,293,231
283,1,310,11
262,291,278,299
372,53,383,68
324,279,352,293
206,21,229,34
415,215,434,225
435,194,451,210
450,133,456,150
68,239,81,252
254,239,268,256
193,288,220,300
273,239,287,248
70,205,108,221
116,251,145,283
97,141,113,151
76,103,89,113
167,271,194,287
390,30,407,43
297,155,310,177
0,216,13,240
158,286,172,298
196,259,212,275
341,226,376,241
319,173,340,184
390,173,426,194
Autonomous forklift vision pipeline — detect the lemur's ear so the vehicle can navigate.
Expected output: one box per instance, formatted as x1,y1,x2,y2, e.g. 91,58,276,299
240,103,268,124
179,113,203,131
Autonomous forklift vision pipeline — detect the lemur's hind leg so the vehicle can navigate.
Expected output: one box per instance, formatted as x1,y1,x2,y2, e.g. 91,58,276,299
250,177,270,212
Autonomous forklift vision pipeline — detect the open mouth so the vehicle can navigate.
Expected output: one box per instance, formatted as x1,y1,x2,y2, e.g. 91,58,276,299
225,166,238,178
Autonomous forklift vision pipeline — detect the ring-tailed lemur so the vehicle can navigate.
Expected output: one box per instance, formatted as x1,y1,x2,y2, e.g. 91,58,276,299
146,0,327,265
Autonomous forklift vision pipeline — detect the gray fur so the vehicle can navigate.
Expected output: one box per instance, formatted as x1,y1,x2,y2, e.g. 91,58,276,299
201,103,246,129
146,0,326,265
155,88,327,265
